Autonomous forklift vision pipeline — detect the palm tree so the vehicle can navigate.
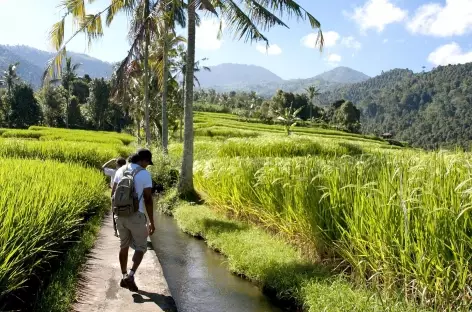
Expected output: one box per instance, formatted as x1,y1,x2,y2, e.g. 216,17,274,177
178,0,324,196
159,0,186,154
1,62,20,95
58,57,80,128
305,85,321,121
171,44,210,142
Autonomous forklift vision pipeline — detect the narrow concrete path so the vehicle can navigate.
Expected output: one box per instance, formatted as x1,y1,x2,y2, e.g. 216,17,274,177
74,212,177,312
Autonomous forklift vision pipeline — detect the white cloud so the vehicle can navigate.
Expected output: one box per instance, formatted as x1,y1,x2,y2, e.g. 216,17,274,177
428,42,472,66
407,0,472,37
196,19,224,50
301,33,323,49
256,44,282,55
327,53,342,66
347,0,408,32
383,38,389,43
341,36,362,50
323,31,341,47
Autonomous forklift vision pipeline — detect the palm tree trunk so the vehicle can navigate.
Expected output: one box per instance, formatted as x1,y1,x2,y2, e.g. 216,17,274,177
143,0,151,145
178,0,196,196
65,92,69,128
161,31,170,154
180,78,185,142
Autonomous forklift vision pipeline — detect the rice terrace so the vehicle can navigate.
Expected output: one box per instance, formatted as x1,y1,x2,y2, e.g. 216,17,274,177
1,0,472,311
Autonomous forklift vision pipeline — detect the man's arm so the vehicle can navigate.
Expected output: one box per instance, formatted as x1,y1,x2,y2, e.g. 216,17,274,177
143,188,155,235
102,158,116,171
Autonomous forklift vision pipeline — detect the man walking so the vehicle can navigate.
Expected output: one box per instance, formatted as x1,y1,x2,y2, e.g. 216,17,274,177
112,148,156,292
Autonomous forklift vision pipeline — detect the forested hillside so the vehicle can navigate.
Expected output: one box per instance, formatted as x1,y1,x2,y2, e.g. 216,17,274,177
320,63,472,149
0,45,113,88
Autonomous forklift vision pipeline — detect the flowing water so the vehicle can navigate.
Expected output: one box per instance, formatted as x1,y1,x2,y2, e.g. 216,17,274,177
150,213,285,312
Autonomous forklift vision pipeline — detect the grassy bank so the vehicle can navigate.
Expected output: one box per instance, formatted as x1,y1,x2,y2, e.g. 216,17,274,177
170,201,426,312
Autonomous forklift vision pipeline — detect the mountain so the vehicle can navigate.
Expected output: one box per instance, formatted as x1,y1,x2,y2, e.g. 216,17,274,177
0,45,114,88
196,64,370,97
0,46,44,88
319,63,472,149
196,63,283,87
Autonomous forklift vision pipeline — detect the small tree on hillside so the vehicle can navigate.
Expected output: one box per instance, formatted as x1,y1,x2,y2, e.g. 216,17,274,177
276,103,304,135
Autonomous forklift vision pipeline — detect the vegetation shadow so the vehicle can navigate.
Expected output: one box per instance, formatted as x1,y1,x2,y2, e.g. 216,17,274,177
339,142,363,155
132,291,177,312
202,218,248,234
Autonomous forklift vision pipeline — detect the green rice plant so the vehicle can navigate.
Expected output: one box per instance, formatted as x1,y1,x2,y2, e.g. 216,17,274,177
193,151,472,309
194,126,260,138
28,126,134,145
39,134,124,145
0,158,107,308
218,137,365,158
0,139,132,168
2,130,45,139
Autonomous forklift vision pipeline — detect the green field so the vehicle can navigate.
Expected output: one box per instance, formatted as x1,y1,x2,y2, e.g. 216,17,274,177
1,111,471,311
170,112,472,310
0,127,134,311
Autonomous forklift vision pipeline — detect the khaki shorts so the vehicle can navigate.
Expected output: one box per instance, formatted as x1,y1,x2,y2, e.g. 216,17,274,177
115,212,148,253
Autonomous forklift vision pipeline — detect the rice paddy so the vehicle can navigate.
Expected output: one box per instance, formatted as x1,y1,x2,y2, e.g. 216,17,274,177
0,126,134,310
177,112,472,310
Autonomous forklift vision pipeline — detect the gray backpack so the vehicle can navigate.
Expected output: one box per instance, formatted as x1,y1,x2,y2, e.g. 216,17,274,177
113,165,144,217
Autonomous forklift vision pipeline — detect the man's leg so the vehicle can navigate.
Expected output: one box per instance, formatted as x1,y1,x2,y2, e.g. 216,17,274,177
123,212,148,292
119,247,129,274
115,215,132,288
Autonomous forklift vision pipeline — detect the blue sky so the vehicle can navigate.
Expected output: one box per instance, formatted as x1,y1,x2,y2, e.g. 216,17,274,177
1,0,472,79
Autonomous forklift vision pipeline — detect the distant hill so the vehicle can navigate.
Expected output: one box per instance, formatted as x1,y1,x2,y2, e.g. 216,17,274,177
197,64,370,97
319,63,472,149
0,45,114,88
196,63,284,87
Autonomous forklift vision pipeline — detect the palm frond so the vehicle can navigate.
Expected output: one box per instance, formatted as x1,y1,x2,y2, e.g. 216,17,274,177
44,4,112,85
218,0,269,44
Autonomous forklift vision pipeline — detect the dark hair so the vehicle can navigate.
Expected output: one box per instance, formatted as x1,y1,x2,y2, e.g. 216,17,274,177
129,153,141,164
116,157,126,167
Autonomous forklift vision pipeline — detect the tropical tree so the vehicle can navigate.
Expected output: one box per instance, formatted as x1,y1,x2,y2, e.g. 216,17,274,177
276,103,304,135
58,57,80,128
1,62,20,95
178,0,324,196
171,43,210,141
306,85,321,120
156,0,186,153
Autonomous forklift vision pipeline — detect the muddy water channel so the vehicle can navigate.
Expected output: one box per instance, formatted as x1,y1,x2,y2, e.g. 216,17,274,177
150,213,285,312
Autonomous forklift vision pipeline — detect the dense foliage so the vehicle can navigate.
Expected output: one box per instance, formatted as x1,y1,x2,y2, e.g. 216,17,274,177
320,63,472,149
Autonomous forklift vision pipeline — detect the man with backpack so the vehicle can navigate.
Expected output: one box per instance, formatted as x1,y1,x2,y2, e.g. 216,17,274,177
111,148,156,292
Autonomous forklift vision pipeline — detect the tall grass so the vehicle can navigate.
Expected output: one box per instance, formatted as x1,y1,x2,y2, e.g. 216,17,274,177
194,151,472,309
0,139,132,168
0,158,107,309
1,127,134,145
218,137,365,157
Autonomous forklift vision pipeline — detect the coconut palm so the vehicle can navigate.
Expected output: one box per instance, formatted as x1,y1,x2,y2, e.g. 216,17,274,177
58,57,81,128
178,0,324,196
1,63,20,95
171,43,210,142
306,85,321,121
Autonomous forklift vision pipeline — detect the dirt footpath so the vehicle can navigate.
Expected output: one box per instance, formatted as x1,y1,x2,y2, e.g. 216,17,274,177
74,213,177,312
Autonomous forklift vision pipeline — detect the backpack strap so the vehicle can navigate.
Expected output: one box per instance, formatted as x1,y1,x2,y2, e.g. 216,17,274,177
131,166,145,203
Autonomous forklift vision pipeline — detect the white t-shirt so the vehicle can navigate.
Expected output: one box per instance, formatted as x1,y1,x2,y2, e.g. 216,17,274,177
113,164,152,213
103,168,117,188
